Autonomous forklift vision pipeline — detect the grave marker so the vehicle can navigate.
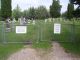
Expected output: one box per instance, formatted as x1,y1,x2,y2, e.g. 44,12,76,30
45,19,47,23
33,20,35,25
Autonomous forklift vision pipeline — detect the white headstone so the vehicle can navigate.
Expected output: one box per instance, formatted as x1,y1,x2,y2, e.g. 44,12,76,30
28,21,30,24
49,18,52,22
53,18,55,22
54,23,61,34
45,19,47,23
33,20,35,25
12,18,16,23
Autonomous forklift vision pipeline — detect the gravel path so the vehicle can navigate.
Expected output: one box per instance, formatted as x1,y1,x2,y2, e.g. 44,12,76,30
7,42,80,60
47,42,80,60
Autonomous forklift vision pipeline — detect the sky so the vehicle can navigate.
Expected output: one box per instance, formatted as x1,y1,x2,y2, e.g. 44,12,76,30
12,0,69,13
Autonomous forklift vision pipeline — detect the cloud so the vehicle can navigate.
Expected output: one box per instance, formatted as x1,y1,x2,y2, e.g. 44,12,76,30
12,0,69,13
60,0,69,13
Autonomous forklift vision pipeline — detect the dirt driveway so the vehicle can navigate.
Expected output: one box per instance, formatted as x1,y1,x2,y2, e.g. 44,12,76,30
7,42,80,60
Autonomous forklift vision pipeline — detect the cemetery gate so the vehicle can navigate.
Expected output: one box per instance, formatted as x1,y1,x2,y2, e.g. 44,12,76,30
0,19,80,44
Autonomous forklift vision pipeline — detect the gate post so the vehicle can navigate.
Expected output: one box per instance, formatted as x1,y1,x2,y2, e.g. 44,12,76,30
2,22,6,44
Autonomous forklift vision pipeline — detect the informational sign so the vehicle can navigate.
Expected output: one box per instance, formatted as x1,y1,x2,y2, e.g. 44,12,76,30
54,23,61,34
16,26,27,34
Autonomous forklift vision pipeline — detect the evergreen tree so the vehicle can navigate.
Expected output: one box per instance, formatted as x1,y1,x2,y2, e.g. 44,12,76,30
12,5,22,20
50,0,61,18
70,0,80,18
28,7,35,19
1,0,12,21
67,3,74,19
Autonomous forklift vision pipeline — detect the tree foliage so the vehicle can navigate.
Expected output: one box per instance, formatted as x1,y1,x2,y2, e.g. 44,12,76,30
1,0,12,21
70,0,80,6
12,5,22,20
35,6,50,19
70,0,80,18
50,0,61,18
67,3,74,19
19,6,49,20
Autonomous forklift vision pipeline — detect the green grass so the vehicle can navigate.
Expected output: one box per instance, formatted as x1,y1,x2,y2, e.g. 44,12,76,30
0,44,23,60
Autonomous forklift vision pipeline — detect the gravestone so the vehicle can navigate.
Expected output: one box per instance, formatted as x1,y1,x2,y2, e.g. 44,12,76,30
53,18,54,21
11,18,16,31
49,18,52,22
6,18,11,32
28,19,31,24
19,17,26,25
32,20,35,25
45,19,47,23
23,18,27,25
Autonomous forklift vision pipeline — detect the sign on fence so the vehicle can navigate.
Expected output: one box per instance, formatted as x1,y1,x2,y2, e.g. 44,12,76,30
54,23,61,34
16,26,27,34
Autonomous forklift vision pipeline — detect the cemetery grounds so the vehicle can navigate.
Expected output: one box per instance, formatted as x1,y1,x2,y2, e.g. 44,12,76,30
0,18,80,60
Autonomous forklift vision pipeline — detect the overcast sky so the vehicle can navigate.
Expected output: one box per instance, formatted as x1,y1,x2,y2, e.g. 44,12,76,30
12,0,69,13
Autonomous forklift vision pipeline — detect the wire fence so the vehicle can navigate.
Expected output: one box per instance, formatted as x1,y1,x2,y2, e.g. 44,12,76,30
0,19,80,44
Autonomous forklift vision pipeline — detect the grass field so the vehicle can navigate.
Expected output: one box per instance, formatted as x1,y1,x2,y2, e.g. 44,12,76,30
0,19,80,60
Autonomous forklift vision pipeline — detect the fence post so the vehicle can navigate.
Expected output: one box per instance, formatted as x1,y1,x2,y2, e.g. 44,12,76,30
2,22,6,44
71,19,75,42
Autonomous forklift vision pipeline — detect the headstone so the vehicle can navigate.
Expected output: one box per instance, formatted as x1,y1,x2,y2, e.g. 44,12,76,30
49,18,52,22
23,18,27,25
13,18,16,23
53,18,55,22
32,20,35,25
45,19,47,23
27,19,31,24
54,23,61,34
11,18,16,31
19,17,26,25
6,18,11,32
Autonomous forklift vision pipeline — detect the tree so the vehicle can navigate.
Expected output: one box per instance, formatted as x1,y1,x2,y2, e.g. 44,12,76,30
28,7,36,19
70,0,80,18
73,8,80,18
67,3,74,19
70,0,80,6
62,11,67,18
35,6,50,19
22,6,50,20
1,0,12,21
12,5,22,20
50,0,62,18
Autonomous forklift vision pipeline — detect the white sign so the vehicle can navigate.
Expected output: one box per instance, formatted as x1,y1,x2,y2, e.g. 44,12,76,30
54,23,61,34
16,26,27,34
